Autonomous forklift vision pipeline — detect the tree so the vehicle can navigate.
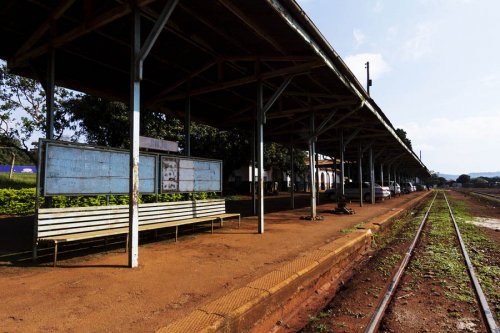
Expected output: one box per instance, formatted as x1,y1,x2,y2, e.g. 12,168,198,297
0,63,76,163
456,174,471,184
395,128,413,151
64,94,307,182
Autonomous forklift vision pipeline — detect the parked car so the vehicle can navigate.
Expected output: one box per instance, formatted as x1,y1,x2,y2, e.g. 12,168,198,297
324,182,391,202
402,182,415,194
416,184,427,191
389,181,401,196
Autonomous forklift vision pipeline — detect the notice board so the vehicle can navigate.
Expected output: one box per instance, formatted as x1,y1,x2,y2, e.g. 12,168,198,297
44,142,157,195
161,156,222,193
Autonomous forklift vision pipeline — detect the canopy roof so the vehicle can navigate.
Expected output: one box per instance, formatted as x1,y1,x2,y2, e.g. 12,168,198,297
0,0,430,176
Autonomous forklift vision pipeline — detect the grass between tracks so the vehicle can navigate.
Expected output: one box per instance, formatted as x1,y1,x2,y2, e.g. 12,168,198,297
446,195,500,323
408,197,475,305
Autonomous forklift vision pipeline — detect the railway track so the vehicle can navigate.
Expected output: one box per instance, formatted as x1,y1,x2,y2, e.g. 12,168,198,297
364,191,499,333
469,191,500,203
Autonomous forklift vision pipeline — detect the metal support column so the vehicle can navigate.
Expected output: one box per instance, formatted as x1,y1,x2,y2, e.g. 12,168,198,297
251,125,256,215
388,164,391,196
129,8,141,268
45,48,55,140
309,114,317,219
380,163,384,186
369,147,375,204
333,156,337,190
290,143,295,210
358,144,363,207
128,0,178,268
340,129,345,196
184,97,191,156
315,151,320,204
257,81,264,233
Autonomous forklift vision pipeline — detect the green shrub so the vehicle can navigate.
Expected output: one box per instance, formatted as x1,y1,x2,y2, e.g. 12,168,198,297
0,188,220,216
0,188,37,215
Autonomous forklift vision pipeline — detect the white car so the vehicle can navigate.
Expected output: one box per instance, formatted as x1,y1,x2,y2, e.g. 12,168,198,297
389,181,401,196
325,182,391,202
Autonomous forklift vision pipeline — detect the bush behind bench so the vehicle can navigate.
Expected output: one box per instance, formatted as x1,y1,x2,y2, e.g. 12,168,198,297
0,188,218,216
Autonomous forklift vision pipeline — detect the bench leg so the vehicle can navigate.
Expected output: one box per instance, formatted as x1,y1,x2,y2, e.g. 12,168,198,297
53,241,58,268
238,216,241,229
220,218,223,228
211,220,214,234
175,226,178,242
125,235,129,253
32,242,38,261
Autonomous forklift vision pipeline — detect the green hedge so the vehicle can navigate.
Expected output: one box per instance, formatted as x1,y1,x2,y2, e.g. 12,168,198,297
0,188,219,216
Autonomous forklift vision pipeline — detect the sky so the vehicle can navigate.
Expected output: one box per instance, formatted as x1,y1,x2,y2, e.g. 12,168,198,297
297,0,500,175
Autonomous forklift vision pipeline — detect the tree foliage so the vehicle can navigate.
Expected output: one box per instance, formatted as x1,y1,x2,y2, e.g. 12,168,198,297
456,174,471,184
0,63,77,162
395,128,413,151
64,95,184,148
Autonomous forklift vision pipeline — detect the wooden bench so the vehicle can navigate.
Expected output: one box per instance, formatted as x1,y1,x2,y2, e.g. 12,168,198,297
35,199,240,266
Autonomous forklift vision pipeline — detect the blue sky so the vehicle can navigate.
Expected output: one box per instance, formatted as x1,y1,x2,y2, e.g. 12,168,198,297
297,0,500,175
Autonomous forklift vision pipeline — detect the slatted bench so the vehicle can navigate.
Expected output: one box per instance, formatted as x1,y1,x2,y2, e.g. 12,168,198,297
35,199,240,266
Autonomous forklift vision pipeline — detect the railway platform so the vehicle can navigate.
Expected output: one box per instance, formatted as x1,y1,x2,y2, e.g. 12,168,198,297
0,191,431,333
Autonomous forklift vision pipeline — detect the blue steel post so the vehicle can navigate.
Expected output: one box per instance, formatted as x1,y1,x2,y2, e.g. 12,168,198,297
129,8,141,268
257,81,264,233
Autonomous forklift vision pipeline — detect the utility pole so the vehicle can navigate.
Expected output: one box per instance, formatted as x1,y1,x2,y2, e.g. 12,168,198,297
365,61,372,96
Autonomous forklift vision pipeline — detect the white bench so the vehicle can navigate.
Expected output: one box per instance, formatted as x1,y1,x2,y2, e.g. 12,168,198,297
35,199,240,266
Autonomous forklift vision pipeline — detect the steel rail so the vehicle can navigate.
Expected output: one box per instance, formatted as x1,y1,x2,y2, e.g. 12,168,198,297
470,191,500,201
443,192,500,333
364,192,438,333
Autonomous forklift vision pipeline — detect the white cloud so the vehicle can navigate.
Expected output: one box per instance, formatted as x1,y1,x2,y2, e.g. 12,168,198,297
353,29,366,47
387,26,398,40
344,53,392,84
372,0,383,13
401,22,434,60
401,115,500,174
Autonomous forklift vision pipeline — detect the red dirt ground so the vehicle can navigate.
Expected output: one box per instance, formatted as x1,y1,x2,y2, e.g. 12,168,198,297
0,192,426,333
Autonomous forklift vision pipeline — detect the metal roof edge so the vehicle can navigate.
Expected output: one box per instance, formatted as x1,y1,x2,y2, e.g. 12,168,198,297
266,0,427,172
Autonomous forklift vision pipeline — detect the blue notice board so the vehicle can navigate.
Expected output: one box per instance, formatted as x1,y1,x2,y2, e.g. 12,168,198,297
44,143,157,195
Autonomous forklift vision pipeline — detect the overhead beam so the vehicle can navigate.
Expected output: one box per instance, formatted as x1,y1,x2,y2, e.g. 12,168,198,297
12,0,155,67
315,110,337,137
219,0,287,54
163,61,324,101
343,128,361,148
137,0,179,78
319,101,365,134
263,75,294,122
14,0,77,59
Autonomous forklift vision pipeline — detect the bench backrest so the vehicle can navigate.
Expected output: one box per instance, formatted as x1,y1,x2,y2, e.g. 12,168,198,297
37,199,227,238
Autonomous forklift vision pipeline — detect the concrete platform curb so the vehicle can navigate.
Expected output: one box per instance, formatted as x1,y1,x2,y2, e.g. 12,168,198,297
158,231,371,333
157,192,432,333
